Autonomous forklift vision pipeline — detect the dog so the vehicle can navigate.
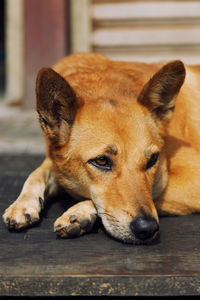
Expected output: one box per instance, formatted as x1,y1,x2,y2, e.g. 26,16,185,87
3,53,200,244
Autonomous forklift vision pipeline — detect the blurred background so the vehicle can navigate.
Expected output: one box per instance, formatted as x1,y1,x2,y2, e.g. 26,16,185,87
0,0,200,154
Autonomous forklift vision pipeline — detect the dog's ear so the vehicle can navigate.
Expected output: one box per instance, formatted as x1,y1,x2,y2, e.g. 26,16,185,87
138,60,185,125
36,68,78,145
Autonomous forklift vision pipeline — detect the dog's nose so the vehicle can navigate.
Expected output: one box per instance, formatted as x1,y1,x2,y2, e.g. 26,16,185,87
130,215,159,241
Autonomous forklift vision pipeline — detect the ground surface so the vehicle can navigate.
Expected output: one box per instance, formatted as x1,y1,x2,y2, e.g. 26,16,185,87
0,155,200,296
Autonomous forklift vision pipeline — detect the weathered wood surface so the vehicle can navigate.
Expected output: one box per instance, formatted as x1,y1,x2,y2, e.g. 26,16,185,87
0,155,200,296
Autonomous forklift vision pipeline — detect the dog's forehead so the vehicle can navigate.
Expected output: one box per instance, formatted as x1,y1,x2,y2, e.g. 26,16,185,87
66,65,146,102
76,97,145,130
69,98,157,157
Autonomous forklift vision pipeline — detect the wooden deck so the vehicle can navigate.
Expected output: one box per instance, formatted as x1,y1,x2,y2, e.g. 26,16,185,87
0,155,200,296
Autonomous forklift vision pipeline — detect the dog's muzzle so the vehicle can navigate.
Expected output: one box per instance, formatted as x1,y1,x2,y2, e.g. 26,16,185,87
130,215,159,242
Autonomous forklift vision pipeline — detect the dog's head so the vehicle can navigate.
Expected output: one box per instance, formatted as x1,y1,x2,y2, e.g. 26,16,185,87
36,59,185,244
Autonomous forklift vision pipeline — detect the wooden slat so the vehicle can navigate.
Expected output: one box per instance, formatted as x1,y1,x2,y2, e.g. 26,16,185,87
93,0,200,3
93,17,200,28
92,1,200,20
94,45,200,64
71,0,200,63
92,27,200,47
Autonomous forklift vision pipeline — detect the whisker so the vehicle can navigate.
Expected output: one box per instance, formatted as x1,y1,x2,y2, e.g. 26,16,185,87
98,212,119,222
95,204,118,221
122,208,134,218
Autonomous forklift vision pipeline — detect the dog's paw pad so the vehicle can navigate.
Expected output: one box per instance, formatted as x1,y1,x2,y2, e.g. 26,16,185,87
54,213,96,238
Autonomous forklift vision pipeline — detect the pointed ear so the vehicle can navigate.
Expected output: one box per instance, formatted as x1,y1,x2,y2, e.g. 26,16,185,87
36,68,78,145
138,60,185,124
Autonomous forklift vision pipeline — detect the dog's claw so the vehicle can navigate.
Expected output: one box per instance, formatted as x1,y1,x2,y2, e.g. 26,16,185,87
5,217,10,225
5,218,20,230
54,224,62,232
69,215,77,223
25,213,31,222
10,219,16,225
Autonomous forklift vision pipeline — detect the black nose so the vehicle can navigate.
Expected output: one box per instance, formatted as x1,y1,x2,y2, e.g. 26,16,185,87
130,215,159,241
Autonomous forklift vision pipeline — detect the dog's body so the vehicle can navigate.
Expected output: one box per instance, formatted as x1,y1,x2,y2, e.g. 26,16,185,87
3,53,200,244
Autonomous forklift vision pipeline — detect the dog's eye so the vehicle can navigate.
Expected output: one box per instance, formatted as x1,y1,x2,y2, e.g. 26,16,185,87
89,155,113,171
146,152,159,170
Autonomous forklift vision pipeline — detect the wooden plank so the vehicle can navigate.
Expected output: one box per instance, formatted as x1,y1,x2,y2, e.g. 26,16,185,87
92,1,200,20
92,0,200,65
93,0,200,3
92,27,200,47
93,44,200,64
93,17,200,28
1,155,200,296
1,275,200,296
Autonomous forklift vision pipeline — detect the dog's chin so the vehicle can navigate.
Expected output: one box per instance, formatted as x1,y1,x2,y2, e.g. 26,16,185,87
104,227,160,245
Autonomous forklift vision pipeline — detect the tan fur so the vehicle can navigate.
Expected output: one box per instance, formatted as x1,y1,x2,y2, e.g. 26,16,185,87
3,53,200,244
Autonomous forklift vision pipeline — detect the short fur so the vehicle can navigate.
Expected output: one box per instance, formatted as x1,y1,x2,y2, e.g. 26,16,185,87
3,53,200,244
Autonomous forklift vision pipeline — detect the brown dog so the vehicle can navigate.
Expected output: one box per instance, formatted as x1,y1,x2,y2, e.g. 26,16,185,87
3,53,200,244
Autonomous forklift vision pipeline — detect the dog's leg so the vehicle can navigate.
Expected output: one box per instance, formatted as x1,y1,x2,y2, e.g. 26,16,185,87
54,200,97,237
3,157,56,229
156,161,200,215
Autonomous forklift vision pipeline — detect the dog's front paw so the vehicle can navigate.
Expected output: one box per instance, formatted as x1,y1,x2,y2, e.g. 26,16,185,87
3,199,41,230
54,211,97,238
